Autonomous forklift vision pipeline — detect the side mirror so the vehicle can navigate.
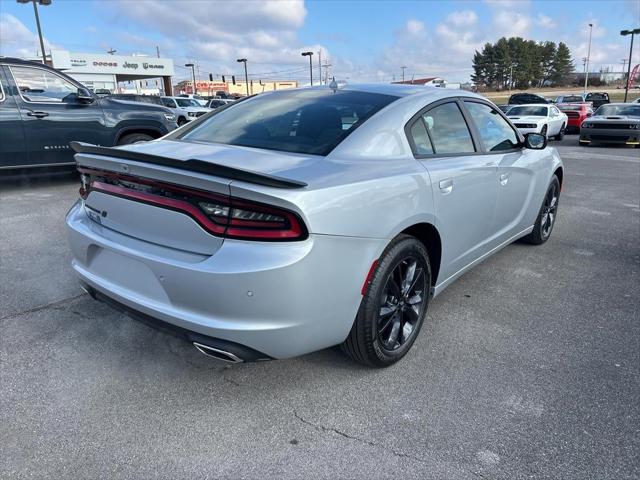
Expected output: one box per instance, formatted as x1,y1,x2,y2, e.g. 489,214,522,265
524,132,546,150
77,87,95,104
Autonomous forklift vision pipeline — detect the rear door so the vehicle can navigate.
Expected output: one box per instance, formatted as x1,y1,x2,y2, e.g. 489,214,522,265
0,65,27,168
462,99,535,241
408,99,498,281
7,64,109,166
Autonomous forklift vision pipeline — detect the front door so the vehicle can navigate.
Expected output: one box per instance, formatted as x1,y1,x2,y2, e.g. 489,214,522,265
408,100,498,284
0,66,27,168
7,64,108,166
461,100,535,242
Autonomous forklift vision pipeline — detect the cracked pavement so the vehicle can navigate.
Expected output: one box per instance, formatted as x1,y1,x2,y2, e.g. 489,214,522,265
1,139,639,479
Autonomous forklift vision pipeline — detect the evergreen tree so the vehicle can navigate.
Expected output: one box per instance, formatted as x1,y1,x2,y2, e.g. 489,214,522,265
551,42,574,85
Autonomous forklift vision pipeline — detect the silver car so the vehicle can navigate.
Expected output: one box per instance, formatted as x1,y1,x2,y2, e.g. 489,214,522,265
66,84,563,367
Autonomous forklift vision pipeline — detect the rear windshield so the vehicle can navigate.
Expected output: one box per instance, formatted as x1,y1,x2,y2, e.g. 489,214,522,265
586,93,609,100
176,98,201,107
507,106,548,116
559,105,585,111
595,104,640,117
561,96,584,103
179,89,398,155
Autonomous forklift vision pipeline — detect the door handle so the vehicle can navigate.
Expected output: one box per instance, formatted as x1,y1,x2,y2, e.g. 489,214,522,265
26,110,49,118
439,178,453,194
499,173,510,186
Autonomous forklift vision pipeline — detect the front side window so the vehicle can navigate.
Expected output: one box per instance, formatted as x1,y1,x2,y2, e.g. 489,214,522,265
176,98,200,108
162,98,177,108
464,102,519,152
419,102,475,155
180,89,398,156
11,66,77,103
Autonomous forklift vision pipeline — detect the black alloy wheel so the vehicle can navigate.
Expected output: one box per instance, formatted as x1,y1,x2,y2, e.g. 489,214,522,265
342,235,432,367
522,175,560,245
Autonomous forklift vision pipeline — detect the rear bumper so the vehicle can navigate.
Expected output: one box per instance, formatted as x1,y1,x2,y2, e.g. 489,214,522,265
66,201,386,359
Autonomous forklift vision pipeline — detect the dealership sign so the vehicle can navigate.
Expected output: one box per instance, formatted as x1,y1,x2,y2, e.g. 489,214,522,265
50,50,175,76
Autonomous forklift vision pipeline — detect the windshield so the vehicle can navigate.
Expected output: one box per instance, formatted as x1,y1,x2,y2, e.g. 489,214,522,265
594,104,640,117
176,98,201,108
559,105,586,111
180,89,398,156
586,93,609,100
508,106,548,116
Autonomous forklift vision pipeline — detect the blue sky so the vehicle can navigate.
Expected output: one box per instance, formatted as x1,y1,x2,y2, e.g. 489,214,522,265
1,0,639,83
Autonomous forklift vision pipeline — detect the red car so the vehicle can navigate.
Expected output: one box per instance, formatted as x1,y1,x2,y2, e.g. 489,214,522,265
558,103,593,132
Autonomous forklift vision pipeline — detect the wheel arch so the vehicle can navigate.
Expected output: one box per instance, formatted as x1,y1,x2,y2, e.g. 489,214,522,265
115,126,164,144
554,166,564,189
400,222,442,287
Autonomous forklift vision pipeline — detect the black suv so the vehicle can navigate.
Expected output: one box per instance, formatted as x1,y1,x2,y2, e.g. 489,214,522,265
0,58,178,169
107,93,164,106
507,93,550,105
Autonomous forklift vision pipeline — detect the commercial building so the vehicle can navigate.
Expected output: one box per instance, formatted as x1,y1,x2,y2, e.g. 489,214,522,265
47,50,175,94
175,79,298,97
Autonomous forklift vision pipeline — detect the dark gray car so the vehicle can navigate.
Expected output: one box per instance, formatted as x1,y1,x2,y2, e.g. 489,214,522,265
579,103,640,147
0,57,178,169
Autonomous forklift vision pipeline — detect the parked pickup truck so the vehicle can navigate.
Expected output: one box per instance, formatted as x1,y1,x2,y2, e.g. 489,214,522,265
0,57,178,169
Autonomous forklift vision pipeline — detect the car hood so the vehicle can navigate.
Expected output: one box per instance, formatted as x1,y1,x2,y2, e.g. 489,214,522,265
100,97,172,114
588,115,640,122
507,115,546,122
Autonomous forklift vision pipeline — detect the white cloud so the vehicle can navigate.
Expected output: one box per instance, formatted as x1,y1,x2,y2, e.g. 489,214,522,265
0,14,59,58
536,14,556,29
405,19,426,36
446,10,478,27
492,10,531,37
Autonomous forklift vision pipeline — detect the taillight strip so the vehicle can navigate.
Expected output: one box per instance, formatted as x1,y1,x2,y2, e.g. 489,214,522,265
90,181,227,236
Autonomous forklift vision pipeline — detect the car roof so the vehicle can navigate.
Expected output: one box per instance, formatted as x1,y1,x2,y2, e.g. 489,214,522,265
280,83,483,103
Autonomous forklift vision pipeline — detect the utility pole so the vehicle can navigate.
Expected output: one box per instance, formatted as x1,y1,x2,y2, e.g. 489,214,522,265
302,52,313,86
621,28,640,102
156,46,160,58
185,63,196,95
509,64,514,92
17,0,51,65
584,23,593,93
322,62,332,85
237,59,249,96
107,48,116,55
401,66,407,83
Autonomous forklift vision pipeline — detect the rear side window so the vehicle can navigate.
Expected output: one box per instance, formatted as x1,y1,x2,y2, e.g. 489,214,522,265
11,65,77,103
418,102,475,155
464,102,518,152
409,119,434,154
180,89,398,156
162,98,176,108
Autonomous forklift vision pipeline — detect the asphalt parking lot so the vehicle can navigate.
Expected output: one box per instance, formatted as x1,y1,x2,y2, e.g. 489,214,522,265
1,136,639,479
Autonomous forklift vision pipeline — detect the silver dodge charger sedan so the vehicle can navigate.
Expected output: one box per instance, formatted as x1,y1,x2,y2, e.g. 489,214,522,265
66,84,563,367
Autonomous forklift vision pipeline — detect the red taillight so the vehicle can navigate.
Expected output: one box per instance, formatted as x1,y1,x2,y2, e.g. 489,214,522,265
78,168,307,241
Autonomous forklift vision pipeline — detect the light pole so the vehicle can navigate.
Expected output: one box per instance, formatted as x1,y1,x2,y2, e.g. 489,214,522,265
621,28,640,103
185,63,196,95
584,23,593,93
401,66,407,83
237,59,249,96
17,0,51,64
301,51,313,86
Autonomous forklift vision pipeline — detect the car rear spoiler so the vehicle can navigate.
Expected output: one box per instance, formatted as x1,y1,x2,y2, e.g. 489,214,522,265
70,141,308,189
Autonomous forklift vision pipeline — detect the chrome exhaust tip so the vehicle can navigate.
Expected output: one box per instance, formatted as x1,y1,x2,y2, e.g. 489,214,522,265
193,342,244,363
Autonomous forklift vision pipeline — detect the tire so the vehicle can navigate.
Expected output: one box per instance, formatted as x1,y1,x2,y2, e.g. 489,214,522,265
177,117,187,126
522,175,560,245
117,132,154,145
341,235,432,367
554,123,565,141
540,124,548,138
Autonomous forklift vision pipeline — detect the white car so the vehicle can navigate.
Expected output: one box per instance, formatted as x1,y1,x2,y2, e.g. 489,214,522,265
507,104,568,140
161,96,211,126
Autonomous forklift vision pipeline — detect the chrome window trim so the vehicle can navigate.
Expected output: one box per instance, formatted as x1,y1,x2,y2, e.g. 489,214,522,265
0,77,5,103
8,64,82,105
